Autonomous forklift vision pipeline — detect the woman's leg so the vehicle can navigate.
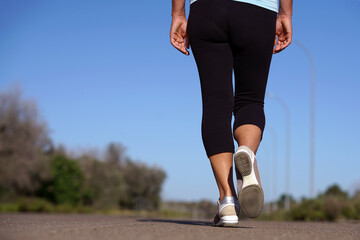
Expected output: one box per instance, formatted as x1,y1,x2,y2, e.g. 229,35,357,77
234,124,262,154
209,153,237,201
187,0,236,202
191,39,237,201
228,2,277,218
228,2,277,152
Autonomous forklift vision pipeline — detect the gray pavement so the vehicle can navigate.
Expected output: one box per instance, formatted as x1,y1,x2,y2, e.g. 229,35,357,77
0,213,359,240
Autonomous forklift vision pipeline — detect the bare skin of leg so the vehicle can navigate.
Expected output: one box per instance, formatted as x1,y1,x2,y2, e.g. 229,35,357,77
209,153,237,201
209,124,262,202
233,124,262,154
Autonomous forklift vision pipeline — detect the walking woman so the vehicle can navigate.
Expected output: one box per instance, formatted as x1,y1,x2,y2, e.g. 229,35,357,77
170,0,292,226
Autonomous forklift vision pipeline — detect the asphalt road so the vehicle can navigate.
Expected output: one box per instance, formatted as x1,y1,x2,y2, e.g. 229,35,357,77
0,213,359,240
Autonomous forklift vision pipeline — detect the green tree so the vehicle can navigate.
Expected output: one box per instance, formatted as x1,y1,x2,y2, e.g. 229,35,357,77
120,159,166,210
323,184,348,199
79,156,125,209
38,155,84,206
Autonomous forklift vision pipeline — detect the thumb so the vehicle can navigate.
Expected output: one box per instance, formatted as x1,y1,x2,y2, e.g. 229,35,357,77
185,35,190,50
273,34,278,54
273,34,278,47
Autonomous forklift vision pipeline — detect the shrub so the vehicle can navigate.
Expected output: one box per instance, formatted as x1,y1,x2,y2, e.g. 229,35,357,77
37,155,84,206
323,196,343,221
79,157,125,209
288,198,327,221
16,197,53,212
119,160,166,210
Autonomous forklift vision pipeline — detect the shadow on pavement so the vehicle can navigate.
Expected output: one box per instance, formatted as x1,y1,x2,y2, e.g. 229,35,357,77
137,219,252,228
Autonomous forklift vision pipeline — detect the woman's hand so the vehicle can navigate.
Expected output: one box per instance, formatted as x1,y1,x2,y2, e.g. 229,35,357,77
273,14,292,54
170,16,190,55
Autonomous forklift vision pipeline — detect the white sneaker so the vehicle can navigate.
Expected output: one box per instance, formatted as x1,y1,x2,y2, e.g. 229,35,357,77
234,145,264,218
213,196,239,227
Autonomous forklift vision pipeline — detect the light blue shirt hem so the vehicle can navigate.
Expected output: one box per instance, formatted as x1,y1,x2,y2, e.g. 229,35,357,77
189,0,278,13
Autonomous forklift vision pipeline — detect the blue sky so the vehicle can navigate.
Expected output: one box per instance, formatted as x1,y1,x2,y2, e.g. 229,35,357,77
1,0,359,202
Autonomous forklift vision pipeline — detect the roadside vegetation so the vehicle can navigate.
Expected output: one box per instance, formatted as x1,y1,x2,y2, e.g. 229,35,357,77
0,86,359,222
0,87,166,213
259,184,360,222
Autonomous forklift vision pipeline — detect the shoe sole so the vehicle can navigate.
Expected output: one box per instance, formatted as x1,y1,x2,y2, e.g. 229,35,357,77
214,216,238,227
234,150,264,218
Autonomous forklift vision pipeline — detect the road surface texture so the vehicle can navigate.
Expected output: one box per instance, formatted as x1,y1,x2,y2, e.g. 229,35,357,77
0,213,359,240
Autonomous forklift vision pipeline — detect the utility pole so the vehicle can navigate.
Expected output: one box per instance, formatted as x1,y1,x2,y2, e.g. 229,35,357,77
266,92,291,210
267,126,278,212
293,39,316,198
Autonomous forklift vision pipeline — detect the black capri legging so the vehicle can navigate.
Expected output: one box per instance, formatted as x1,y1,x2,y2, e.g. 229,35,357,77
187,0,277,158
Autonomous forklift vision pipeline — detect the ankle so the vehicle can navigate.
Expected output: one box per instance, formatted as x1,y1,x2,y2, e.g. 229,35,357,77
219,192,234,202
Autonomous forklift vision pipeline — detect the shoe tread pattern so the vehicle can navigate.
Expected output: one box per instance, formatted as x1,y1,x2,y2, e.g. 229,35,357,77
235,152,251,176
239,185,264,218
235,150,263,218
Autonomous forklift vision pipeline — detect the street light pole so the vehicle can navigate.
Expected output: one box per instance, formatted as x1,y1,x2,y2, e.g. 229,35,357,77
260,145,271,214
267,126,278,212
266,92,291,211
293,39,316,198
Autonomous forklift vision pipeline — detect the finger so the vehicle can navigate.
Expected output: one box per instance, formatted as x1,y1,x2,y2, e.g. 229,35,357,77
282,34,292,49
170,38,183,53
171,33,190,55
274,45,281,54
177,38,188,55
185,35,190,49
274,33,287,53
273,35,277,47
277,42,286,53
181,43,189,55
276,34,292,53
273,35,278,54
281,41,290,51
185,35,190,55
274,40,283,54
170,34,184,50
170,36,180,50
171,37,188,55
